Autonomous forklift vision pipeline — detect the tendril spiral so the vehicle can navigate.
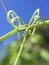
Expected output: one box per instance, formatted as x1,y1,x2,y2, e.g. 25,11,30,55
28,8,40,35
7,10,25,40
7,10,24,28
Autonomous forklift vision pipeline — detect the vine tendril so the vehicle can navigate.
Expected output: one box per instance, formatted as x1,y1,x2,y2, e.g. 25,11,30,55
28,9,40,35
7,10,25,40
0,0,8,13
7,10,24,28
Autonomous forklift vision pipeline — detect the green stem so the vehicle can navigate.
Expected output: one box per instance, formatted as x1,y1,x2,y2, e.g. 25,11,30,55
0,20,49,42
14,23,37,65
14,28,28,65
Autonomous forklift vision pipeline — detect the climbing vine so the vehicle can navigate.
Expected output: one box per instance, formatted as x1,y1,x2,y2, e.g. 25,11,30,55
0,8,49,65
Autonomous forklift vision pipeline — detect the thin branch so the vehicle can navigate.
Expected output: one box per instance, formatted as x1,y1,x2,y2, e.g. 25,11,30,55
0,20,49,42
14,28,28,65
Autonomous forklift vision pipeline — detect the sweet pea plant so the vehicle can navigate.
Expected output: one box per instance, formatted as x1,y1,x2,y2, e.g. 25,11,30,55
0,8,49,65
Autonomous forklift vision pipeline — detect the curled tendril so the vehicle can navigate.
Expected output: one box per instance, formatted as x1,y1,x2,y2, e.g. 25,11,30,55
28,8,40,35
29,8,40,25
7,10,25,40
7,9,41,65
7,10,24,28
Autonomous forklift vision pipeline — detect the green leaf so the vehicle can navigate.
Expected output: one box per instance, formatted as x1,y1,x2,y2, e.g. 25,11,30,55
40,49,49,62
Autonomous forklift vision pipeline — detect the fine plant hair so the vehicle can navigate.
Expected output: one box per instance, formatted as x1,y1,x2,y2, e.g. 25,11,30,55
0,9,49,65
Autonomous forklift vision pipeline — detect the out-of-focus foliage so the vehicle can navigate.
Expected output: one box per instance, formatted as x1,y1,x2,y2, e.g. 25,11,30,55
0,25,49,65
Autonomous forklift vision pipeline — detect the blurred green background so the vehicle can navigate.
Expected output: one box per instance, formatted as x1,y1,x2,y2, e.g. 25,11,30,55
0,25,49,65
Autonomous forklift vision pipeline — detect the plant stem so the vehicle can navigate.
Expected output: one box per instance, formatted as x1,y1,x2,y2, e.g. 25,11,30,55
0,20,49,42
14,22,37,65
14,28,28,65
